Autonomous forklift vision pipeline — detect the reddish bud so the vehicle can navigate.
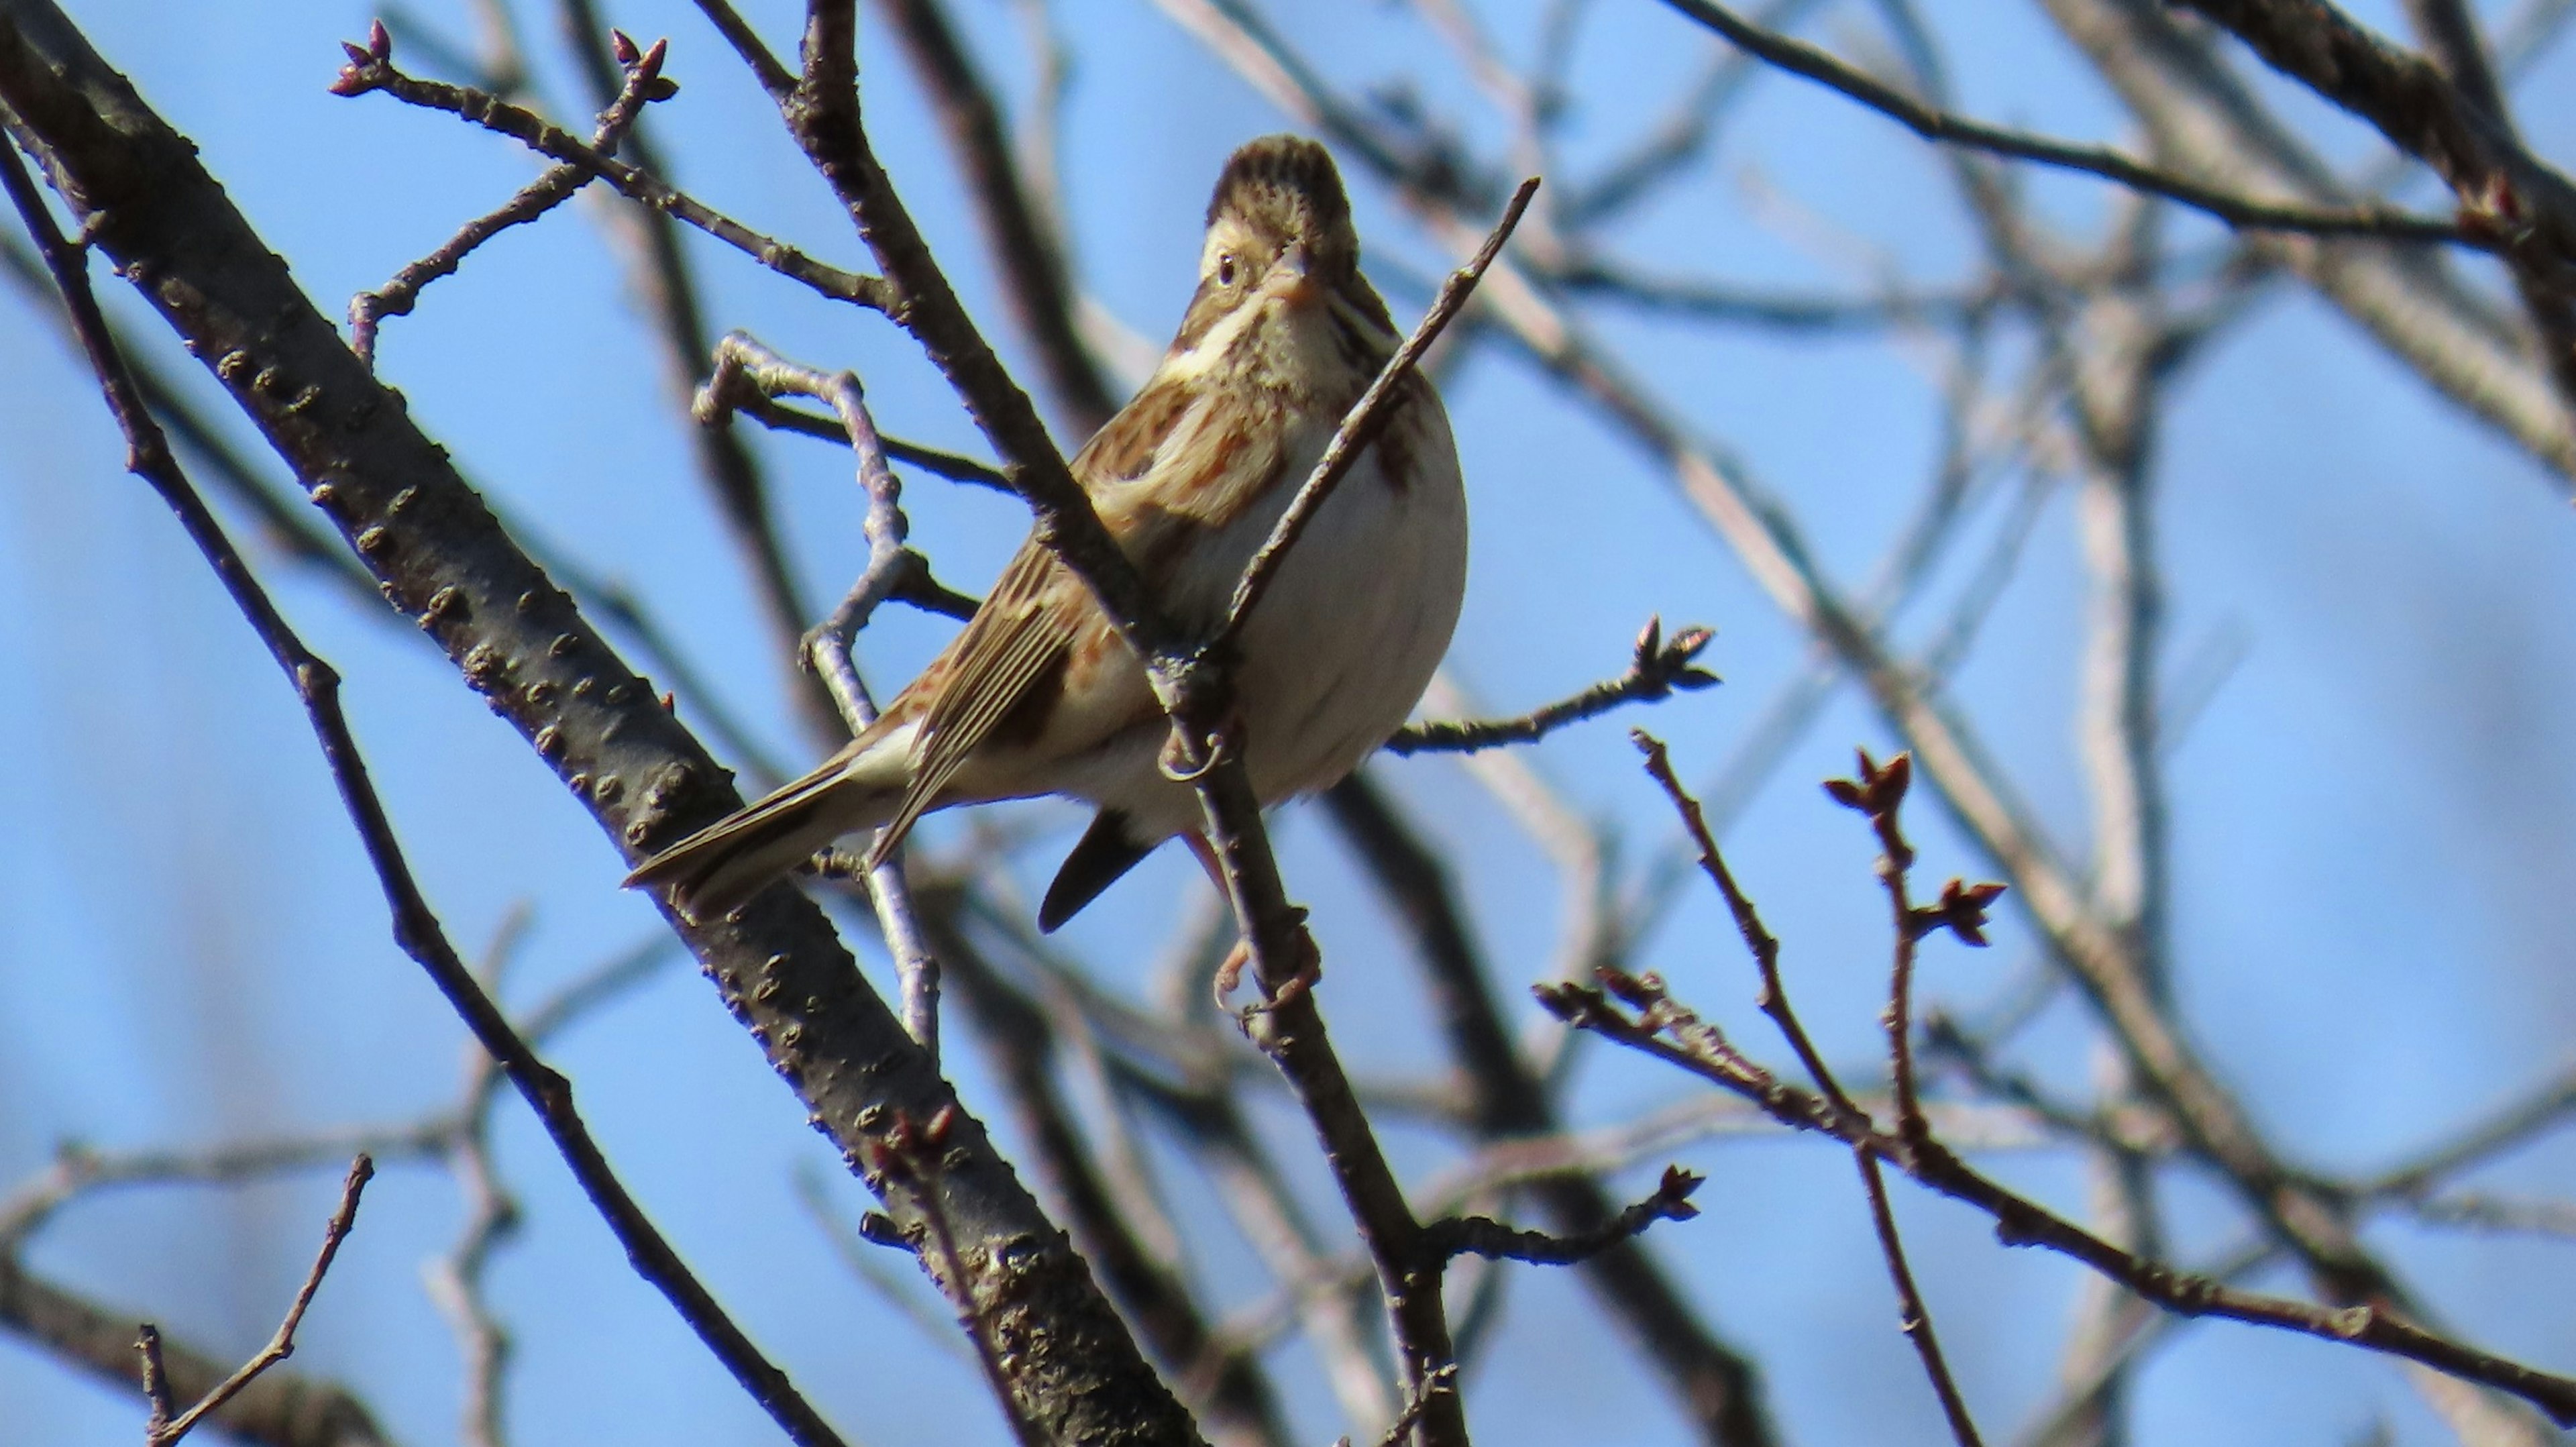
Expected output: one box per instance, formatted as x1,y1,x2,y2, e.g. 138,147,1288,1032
1921,878,2008,947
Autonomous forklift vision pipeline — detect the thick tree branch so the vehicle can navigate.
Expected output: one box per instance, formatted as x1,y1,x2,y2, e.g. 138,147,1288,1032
0,100,853,1447
930,903,1297,1447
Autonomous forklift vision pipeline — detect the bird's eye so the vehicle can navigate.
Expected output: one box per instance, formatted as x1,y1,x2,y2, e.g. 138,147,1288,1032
1216,252,1238,286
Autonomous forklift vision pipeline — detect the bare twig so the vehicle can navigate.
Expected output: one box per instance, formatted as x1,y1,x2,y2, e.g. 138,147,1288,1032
721,392,1014,492
1656,0,2482,246
329,25,896,311
1635,733,1854,1114
142,1156,374,1446
349,31,674,365
1633,735,1986,1443
1322,769,1778,1447
1850,1148,1984,1447
874,0,1120,434
553,0,843,744
697,332,943,1056
1564,0,1823,225
1385,616,1717,755
1425,1165,1703,1265
1546,967,2576,1422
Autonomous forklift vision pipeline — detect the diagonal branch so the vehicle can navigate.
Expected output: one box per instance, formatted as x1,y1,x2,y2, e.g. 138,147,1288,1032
1321,771,1778,1447
1656,0,2479,246
873,0,1120,435
348,30,672,366
553,0,842,745
141,1157,375,1446
1547,968,2576,1425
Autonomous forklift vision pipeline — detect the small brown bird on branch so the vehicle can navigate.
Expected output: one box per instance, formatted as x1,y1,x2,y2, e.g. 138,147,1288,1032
627,135,1469,929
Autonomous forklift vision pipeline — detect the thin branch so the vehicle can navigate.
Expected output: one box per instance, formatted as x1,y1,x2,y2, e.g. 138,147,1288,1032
1850,1148,1984,1447
1546,968,2576,1423
349,31,673,366
873,0,1120,434
1385,616,1717,755
2402,1193,2576,1239
722,392,1016,492
142,1157,372,1446
555,0,843,745
1635,732,1855,1115
1368,1366,1461,1447
329,25,896,311
1635,735,1985,1444
1322,770,1778,1447
771,0,1181,665
1655,0,2482,246
2042,0,2576,482
1425,1166,1703,1265
698,332,943,1056
1562,0,1823,225
1549,256,1996,331
2,1254,391,1447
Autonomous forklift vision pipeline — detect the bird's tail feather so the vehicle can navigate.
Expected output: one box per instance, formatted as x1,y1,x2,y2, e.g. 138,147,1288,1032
625,756,901,925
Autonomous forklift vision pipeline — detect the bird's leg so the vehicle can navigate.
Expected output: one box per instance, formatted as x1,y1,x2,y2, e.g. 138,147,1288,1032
1185,830,1321,1014
1183,831,1255,1004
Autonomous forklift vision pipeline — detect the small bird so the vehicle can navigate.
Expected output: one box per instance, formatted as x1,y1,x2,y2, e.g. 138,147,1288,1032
626,135,1468,929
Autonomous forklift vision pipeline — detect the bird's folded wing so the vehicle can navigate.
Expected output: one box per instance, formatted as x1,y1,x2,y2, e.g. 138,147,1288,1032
868,541,1075,865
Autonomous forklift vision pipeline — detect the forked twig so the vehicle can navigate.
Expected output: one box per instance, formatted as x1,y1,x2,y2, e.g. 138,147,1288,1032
1552,739,2576,1428
138,1157,374,1446
330,24,894,311
350,31,676,365
1630,733,1985,1444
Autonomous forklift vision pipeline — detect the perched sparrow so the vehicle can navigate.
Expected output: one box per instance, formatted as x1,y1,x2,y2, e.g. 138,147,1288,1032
627,135,1468,928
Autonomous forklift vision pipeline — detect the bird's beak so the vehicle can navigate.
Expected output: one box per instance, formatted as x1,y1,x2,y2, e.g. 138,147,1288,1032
1268,245,1324,310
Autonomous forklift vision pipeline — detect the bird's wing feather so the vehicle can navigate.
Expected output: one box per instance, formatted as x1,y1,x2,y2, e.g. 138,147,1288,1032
868,543,1075,863
866,376,1210,865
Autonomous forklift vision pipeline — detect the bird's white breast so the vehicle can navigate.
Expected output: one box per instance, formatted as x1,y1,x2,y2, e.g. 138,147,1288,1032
1224,390,1468,802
